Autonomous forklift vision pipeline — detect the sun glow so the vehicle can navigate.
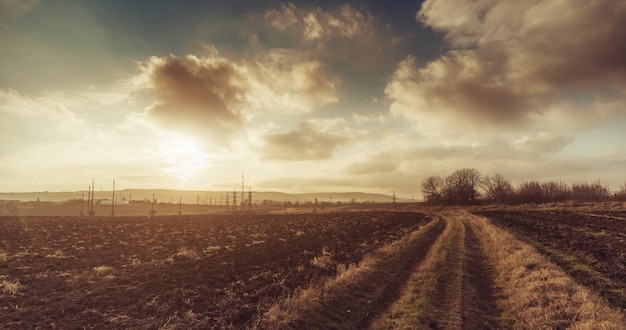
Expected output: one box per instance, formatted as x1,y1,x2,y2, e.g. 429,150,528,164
157,136,209,182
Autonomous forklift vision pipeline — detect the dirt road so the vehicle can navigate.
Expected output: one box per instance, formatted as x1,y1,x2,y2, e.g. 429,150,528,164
260,211,626,329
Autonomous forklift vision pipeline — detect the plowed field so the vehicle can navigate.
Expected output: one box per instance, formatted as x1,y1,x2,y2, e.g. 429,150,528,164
475,210,626,309
0,212,430,329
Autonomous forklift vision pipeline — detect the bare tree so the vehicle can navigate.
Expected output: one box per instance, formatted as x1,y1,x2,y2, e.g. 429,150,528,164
517,180,543,204
541,181,571,202
572,181,609,202
421,175,445,203
444,168,482,204
482,173,513,204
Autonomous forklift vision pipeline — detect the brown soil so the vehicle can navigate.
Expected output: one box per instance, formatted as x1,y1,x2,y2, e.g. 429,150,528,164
0,212,430,329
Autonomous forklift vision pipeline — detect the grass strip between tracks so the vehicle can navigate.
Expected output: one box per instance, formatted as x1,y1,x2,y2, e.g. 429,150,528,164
253,216,446,329
371,216,464,329
465,211,626,329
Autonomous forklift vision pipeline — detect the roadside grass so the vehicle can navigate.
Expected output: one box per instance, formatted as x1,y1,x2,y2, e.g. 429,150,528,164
371,216,464,329
465,211,626,329
484,212,626,309
537,244,626,308
254,216,444,329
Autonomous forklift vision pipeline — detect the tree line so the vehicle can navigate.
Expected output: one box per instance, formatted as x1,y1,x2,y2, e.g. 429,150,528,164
421,168,626,205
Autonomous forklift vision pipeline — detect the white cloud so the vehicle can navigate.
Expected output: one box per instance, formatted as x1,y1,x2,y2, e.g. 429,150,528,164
265,3,383,67
138,47,339,145
387,0,626,140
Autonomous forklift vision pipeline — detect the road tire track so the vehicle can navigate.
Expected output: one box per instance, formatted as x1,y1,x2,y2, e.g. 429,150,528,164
371,214,503,329
371,216,464,329
460,219,502,329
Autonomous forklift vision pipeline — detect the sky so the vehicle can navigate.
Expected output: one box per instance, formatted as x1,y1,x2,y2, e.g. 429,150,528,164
1,0,626,198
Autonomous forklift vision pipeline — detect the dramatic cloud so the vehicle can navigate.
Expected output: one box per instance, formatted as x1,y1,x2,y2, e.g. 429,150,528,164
265,3,382,67
141,54,247,145
140,47,338,145
260,122,350,161
387,0,626,138
266,3,375,41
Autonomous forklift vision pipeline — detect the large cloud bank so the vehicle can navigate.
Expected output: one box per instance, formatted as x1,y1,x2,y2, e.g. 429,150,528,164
387,0,626,139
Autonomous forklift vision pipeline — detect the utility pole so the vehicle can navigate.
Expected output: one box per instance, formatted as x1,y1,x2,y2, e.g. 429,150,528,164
392,190,397,204
90,180,95,216
80,191,84,216
87,186,91,216
150,193,156,217
178,196,182,220
232,188,237,212
248,186,252,209
241,173,245,211
111,178,115,217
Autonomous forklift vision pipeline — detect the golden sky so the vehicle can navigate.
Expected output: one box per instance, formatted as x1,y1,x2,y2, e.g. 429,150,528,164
1,0,626,197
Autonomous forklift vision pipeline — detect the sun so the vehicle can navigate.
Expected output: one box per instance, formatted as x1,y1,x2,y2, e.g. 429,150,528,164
157,135,209,182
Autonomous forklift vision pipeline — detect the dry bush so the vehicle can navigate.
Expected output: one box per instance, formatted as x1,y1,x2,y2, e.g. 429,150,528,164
1,278,23,296
310,247,334,269
465,211,626,328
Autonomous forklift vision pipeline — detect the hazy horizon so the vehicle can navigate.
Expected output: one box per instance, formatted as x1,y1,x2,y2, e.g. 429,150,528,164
2,0,625,196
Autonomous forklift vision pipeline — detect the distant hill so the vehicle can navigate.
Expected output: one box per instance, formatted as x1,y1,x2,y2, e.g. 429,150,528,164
0,189,401,204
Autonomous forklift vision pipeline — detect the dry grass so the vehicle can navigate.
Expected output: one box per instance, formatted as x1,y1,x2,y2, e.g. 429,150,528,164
45,249,66,259
464,211,626,329
172,247,201,260
254,217,443,329
1,278,23,296
371,216,465,329
93,265,113,276
310,247,333,269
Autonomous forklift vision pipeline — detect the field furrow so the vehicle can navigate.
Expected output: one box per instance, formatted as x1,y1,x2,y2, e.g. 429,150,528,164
0,212,431,329
459,219,501,329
